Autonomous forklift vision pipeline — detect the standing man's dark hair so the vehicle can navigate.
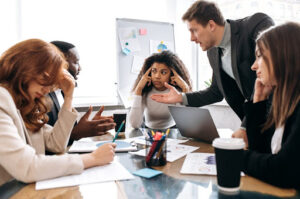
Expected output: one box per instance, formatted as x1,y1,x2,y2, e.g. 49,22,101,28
151,0,274,146
182,0,225,26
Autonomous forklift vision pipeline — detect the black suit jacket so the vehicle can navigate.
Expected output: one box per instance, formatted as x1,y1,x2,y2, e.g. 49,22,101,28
242,101,300,189
47,91,77,146
47,92,61,126
186,13,274,122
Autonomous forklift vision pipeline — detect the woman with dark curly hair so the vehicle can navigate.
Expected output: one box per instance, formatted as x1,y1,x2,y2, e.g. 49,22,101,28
129,50,192,129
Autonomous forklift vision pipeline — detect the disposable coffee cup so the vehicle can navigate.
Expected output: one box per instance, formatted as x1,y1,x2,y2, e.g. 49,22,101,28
113,111,127,133
212,138,245,194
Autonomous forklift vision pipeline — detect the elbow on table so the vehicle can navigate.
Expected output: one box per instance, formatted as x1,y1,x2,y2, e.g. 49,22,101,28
129,121,142,129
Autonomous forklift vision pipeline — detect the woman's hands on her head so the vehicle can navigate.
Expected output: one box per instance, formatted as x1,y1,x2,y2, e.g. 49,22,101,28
81,143,116,169
170,68,190,92
135,67,152,96
253,78,274,103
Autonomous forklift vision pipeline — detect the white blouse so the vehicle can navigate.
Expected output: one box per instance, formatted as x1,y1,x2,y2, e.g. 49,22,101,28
271,125,285,154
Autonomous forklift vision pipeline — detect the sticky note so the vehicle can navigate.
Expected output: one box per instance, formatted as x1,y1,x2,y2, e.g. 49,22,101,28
132,168,163,178
139,28,147,35
122,48,131,55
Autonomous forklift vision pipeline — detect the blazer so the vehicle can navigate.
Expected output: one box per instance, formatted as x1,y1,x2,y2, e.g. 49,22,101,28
242,100,300,189
0,86,83,186
47,91,61,126
47,91,77,145
186,13,274,122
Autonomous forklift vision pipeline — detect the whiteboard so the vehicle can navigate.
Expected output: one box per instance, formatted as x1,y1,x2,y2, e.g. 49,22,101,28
116,18,175,108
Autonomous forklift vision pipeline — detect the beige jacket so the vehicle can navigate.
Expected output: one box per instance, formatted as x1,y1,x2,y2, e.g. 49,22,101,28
0,86,84,186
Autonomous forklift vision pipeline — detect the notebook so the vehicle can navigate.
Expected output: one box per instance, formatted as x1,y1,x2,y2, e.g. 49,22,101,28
68,140,137,153
168,106,220,143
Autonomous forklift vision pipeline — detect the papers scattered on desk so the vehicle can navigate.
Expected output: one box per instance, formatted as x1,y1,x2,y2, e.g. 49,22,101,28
180,153,245,176
180,153,217,175
124,136,188,145
129,143,198,162
68,140,137,153
167,144,199,162
36,160,134,190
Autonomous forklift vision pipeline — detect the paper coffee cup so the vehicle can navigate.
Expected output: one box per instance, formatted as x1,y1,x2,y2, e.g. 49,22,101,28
113,110,127,132
212,138,245,194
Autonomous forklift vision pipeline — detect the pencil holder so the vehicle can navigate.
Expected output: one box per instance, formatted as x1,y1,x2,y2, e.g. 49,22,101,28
145,137,167,167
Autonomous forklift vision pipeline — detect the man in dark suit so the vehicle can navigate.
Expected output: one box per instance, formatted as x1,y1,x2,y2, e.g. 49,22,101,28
48,41,116,143
151,0,274,143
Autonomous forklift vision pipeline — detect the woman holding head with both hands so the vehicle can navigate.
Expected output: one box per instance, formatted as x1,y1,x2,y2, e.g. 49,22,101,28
0,39,115,186
242,22,300,188
128,50,192,130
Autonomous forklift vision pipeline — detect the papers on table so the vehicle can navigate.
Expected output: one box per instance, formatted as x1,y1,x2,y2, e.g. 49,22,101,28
124,136,188,145
180,153,245,176
180,153,217,175
167,144,199,162
36,160,134,190
68,140,137,153
129,142,198,162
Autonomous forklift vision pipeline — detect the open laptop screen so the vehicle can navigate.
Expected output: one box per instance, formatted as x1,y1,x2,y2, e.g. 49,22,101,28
168,106,219,143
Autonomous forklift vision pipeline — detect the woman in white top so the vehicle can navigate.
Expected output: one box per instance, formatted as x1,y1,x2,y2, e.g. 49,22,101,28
0,39,115,186
242,22,300,188
128,51,192,129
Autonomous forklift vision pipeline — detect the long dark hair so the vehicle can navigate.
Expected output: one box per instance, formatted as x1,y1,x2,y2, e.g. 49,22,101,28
0,39,67,132
256,22,300,129
132,50,192,95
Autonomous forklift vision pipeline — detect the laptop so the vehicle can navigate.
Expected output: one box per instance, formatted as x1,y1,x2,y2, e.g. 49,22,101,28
168,106,220,143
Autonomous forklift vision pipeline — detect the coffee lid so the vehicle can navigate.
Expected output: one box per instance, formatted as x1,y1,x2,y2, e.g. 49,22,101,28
212,138,245,150
114,109,128,114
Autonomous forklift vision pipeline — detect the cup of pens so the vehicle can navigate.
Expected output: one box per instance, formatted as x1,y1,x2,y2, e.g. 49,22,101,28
145,130,168,167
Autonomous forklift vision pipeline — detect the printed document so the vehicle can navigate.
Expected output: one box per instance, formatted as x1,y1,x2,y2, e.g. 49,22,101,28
36,160,134,190
129,143,198,162
180,153,217,175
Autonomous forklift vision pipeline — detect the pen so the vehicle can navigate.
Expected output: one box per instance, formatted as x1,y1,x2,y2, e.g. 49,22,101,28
166,129,170,136
151,130,155,136
155,138,166,159
147,131,154,143
112,120,125,142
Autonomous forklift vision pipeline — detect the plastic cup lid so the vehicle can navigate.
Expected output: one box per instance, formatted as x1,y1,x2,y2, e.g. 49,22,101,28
114,110,127,114
212,138,245,150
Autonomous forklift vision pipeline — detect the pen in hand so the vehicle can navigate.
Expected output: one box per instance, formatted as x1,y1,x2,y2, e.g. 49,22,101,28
112,120,125,142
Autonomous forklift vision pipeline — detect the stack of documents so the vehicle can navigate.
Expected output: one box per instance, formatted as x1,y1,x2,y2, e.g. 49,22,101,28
36,160,134,190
